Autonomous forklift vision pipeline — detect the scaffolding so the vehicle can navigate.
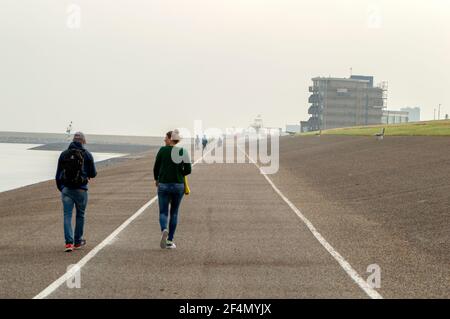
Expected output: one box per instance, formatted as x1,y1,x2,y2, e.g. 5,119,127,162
378,81,388,109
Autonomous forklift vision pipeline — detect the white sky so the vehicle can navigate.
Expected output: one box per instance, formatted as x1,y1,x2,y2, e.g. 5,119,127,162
1,0,449,136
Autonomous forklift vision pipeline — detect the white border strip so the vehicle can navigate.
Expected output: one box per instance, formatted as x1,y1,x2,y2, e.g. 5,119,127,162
33,145,214,299
240,147,383,299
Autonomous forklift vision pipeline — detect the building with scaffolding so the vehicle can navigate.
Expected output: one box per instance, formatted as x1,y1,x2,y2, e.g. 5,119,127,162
301,75,387,132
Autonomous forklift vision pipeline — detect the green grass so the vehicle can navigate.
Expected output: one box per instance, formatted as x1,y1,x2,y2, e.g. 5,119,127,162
298,120,450,136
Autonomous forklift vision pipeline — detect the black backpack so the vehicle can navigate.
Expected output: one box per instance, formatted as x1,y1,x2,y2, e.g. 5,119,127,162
61,149,87,188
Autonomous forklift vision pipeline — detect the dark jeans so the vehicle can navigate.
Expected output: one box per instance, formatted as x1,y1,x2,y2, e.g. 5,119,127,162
61,188,88,245
157,183,185,241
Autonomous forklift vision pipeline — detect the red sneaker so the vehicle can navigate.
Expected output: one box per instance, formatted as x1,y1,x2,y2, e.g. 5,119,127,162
64,244,74,252
74,239,86,250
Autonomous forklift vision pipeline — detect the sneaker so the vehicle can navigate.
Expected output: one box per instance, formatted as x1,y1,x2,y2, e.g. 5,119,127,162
64,244,74,252
74,239,86,250
166,240,176,249
160,229,169,249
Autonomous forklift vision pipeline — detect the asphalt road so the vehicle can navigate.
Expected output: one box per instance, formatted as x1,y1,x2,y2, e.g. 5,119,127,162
46,157,368,299
0,136,448,298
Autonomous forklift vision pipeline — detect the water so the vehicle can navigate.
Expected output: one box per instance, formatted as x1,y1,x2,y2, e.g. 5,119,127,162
0,143,125,193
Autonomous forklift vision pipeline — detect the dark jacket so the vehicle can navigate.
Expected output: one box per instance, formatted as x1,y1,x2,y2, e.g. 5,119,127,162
153,146,191,184
55,142,97,191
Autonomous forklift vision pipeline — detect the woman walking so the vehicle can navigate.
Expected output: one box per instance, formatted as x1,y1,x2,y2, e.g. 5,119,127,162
153,129,191,249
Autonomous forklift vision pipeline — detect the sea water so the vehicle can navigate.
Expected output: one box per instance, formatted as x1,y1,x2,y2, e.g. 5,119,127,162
0,143,124,193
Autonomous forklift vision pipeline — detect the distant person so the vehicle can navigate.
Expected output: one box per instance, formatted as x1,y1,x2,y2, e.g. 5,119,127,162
202,135,208,153
153,129,192,249
217,137,223,148
195,135,200,150
55,132,97,252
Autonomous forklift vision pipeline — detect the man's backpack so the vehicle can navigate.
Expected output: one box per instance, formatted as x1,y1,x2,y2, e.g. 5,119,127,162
61,149,87,188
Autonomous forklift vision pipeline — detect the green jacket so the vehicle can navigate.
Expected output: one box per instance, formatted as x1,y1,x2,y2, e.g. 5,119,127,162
153,146,192,183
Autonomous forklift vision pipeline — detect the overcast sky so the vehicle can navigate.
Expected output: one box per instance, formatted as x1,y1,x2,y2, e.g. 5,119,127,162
1,0,449,136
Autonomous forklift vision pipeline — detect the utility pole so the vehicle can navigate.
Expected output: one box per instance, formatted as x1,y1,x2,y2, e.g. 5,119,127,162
438,104,441,120
365,83,369,126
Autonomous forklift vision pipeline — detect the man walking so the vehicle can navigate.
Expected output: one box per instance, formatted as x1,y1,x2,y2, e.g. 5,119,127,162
56,132,97,252
201,135,208,153
195,135,200,150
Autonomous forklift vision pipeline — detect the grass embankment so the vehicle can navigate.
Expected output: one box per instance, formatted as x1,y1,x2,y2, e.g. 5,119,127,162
299,120,450,136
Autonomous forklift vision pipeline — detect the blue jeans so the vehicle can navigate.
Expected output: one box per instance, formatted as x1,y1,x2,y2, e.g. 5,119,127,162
61,188,88,245
158,183,185,241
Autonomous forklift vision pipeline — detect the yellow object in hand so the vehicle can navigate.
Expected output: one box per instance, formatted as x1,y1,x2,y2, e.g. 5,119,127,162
184,176,190,195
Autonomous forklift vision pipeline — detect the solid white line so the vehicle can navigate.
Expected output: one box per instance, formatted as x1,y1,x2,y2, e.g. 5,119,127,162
33,197,157,299
33,145,214,299
240,148,383,299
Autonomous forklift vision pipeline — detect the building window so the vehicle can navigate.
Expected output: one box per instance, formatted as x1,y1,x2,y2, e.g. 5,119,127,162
336,88,350,97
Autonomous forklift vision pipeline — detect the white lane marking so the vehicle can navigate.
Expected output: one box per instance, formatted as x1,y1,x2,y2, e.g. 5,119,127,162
240,148,383,299
33,145,214,299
